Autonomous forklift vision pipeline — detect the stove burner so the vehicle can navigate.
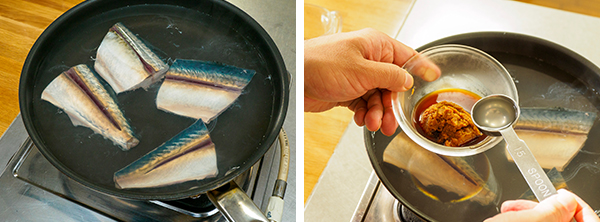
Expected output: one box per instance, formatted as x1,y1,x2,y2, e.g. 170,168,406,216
393,201,425,222
352,172,429,222
150,165,255,218
149,158,256,218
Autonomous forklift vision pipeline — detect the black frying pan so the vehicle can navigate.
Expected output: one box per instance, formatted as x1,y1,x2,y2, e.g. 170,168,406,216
366,32,600,221
19,0,288,201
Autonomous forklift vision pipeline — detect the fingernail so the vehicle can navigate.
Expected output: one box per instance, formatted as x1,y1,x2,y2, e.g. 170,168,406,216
424,68,438,81
403,73,414,89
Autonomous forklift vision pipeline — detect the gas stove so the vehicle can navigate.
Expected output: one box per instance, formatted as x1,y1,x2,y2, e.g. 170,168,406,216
0,115,282,221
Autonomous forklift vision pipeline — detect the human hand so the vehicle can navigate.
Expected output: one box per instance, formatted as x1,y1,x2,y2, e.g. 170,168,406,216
304,28,440,136
484,189,599,222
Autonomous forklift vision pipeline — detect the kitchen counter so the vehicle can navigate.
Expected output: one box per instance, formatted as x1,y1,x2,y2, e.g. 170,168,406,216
304,0,600,221
0,0,83,139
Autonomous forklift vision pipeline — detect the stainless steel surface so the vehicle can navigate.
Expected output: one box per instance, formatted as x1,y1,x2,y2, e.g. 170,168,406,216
500,126,557,200
0,126,113,221
473,95,557,201
0,114,29,173
351,172,384,222
207,181,270,222
272,179,287,198
149,160,260,219
351,172,400,222
352,172,430,222
150,200,220,218
472,95,519,132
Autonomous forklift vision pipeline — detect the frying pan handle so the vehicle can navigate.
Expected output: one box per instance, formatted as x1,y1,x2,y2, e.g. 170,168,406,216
207,180,270,222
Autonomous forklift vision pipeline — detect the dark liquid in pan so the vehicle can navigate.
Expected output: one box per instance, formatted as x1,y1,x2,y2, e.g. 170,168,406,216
411,154,494,204
413,88,487,147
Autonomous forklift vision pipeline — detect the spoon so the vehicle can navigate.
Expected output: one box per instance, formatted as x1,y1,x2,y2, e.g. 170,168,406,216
471,94,557,201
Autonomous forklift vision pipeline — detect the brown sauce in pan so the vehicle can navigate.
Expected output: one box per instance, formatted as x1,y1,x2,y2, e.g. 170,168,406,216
414,89,486,147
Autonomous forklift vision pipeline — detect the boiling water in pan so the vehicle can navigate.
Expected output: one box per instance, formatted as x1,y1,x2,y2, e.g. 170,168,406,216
25,2,284,199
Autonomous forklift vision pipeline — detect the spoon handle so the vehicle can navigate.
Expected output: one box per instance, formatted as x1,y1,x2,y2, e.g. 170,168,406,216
500,127,557,201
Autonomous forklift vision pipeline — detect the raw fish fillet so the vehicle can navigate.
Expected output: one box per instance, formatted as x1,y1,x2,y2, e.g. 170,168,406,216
156,59,255,122
41,64,139,151
114,120,218,189
95,22,168,94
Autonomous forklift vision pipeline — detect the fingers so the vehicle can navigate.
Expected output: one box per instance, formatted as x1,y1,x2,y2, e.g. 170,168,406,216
354,28,418,68
359,28,440,83
501,199,538,212
403,53,441,82
358,49,441,93
486,189,585,222
364,90,383,132
532,189,578,222
345,89,399,136
362,61,414,92
345,90,377,127
560,189,600,222
347,98,367,126
380,90,398,136
351,28,439,92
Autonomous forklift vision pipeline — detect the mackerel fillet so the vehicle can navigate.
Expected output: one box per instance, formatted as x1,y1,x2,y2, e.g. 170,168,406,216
114,120,218,189
95,22,169,94
156,59,255,122
41,64,139,151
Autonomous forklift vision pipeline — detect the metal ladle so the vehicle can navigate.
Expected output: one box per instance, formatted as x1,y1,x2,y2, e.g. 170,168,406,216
472,94,557,201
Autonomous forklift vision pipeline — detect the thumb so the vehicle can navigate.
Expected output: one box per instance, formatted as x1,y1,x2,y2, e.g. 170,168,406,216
531,189,578,222
485,190,578,222
360,60,414,92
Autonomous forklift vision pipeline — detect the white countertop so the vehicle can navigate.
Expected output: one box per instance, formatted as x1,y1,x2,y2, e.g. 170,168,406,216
397,0,600,66
304,0,600,221
304,122,372,222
